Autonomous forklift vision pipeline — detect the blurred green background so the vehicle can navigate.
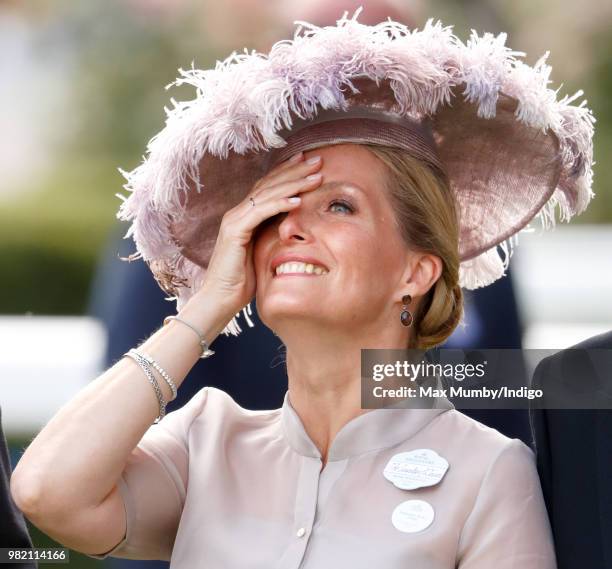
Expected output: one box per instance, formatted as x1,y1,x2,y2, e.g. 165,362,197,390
1,0,610,566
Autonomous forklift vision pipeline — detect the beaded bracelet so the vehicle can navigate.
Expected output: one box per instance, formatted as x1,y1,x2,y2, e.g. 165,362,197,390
132,349,178,401
124,350,167,424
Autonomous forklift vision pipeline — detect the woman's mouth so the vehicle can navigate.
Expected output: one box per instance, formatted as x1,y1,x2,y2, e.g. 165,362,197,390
274,261,329,277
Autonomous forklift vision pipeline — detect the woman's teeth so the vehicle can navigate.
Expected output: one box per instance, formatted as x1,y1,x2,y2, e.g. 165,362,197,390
275,262,328,276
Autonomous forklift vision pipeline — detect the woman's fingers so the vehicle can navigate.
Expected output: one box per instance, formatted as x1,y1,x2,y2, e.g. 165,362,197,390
270,151,304,174
260,151,304,180
245,172,322,213
251,153,303,191
223,170,322,227
252,153,322,196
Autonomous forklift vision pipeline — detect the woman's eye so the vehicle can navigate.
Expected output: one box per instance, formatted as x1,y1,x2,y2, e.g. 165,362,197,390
329,200,354,214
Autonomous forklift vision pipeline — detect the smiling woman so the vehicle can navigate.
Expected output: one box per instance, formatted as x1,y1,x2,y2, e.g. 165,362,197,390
10,11,596,569
251,143,460,355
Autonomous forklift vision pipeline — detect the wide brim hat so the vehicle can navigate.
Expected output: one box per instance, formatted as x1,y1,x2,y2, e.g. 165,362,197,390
115,10,595,336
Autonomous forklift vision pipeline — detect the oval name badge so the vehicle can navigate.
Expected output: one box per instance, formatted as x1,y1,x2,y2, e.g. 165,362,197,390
391,499,435,533
383,448,449,490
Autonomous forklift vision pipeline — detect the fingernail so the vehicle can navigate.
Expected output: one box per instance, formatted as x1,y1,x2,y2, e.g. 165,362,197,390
289,152,303,163
288,196,301,203
306,173,322,181
306,156,321,165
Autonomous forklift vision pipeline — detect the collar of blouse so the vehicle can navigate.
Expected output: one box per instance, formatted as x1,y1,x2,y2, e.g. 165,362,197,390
280,391,455,462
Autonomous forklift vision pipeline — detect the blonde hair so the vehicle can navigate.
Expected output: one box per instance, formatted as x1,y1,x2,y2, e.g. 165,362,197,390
365,144,464,350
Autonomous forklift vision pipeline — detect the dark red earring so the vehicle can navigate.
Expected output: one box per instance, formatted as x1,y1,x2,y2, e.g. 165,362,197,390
400,294,413,327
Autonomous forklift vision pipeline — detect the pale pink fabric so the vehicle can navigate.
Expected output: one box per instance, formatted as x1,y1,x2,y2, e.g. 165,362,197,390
88,387,557,568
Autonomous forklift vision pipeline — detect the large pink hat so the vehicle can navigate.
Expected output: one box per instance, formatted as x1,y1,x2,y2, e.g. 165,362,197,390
115,9,595,336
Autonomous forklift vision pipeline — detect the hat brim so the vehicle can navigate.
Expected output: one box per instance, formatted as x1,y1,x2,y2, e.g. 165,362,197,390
169,78,562,269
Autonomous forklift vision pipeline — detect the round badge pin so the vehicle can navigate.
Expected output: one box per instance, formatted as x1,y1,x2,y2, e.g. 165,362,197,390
391,499,435,533
383,448,449,490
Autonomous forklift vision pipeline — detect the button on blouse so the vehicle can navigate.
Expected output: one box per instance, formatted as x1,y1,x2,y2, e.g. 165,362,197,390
88,386,556,568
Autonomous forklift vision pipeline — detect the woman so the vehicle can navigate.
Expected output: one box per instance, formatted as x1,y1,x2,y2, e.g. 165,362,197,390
11,12,594,568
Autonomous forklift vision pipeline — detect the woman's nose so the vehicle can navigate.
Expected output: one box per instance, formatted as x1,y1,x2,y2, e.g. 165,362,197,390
277,206,311,243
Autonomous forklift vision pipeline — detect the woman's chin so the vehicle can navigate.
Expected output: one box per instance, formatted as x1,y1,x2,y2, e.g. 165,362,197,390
258,298,330,327
259,289,322,309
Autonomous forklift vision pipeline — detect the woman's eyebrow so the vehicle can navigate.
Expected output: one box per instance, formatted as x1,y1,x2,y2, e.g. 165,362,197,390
319,180,367,196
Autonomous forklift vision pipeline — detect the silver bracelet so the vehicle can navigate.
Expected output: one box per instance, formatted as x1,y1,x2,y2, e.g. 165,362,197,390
131,349,178,401
124,351,167,423
162,316,215,359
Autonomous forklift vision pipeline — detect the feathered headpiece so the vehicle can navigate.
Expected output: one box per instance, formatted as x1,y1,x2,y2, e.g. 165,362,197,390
115,9,596,336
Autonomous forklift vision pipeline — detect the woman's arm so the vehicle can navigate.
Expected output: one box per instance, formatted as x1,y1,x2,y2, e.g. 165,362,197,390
10,151,320,556
9,285,234,555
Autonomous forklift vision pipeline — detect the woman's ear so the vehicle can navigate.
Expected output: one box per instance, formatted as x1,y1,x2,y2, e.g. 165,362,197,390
400,252,443,299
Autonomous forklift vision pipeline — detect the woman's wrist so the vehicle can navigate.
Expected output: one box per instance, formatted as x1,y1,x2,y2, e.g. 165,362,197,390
178,285,241,347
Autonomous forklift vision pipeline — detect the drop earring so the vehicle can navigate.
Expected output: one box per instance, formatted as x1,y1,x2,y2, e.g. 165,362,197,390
400,294,413,327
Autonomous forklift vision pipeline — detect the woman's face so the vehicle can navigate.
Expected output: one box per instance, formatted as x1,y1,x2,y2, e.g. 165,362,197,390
253,143,413,335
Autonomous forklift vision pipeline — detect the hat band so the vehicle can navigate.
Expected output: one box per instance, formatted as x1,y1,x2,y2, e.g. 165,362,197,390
266,108,445,176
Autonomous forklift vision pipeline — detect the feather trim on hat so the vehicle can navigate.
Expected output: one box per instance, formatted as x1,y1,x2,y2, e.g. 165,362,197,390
114,7,595,333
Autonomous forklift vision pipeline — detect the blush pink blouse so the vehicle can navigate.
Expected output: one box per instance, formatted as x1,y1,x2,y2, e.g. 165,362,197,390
88,386,556,568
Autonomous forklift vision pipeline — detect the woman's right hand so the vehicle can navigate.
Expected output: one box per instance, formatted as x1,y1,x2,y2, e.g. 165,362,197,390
195,150,324,314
